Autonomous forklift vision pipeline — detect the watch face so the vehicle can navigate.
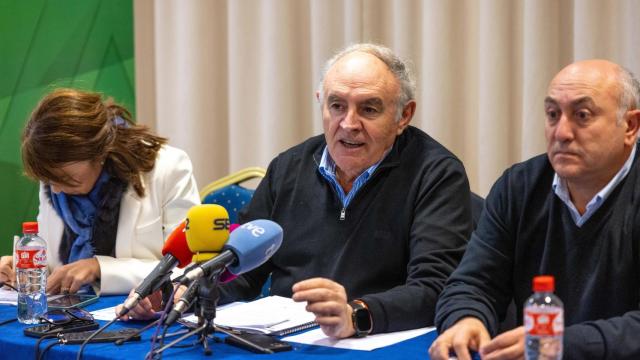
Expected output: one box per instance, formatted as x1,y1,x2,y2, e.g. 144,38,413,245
354,307,372,332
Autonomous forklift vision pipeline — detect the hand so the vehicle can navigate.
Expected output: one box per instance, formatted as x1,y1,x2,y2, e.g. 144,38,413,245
115,288,162,321
480,326,525,360
115,284,187,321
46,258,101,294
291,277,355,339
0,256,15,285
429,317,491,360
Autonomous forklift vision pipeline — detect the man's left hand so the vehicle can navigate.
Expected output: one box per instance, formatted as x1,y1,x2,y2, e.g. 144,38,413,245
291,277,355,339
479,326,525,360
47,258,101,294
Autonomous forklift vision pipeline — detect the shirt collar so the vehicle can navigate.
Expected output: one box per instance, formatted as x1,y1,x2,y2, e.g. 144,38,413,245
318,146,388,180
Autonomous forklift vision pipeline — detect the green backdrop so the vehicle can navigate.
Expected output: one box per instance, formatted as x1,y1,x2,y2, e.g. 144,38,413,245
0,0,134,254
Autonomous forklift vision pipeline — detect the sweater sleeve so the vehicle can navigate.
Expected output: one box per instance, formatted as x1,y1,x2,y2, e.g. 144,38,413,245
563,311,640,359
361,156,472,333
435,170,515,336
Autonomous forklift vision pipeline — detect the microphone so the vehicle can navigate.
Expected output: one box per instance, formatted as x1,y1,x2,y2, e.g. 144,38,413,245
163,279,200,326
164,219,282,326
118,221,192,317
179,219,283,285
185,204,231,263
219,223,240,283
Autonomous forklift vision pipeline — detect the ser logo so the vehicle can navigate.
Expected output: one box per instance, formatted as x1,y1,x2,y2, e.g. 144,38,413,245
213,218,230,231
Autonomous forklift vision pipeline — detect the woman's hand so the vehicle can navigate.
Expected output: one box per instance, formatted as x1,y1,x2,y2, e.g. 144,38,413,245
47,257,101,294
0,256,15,285
115,284,188,321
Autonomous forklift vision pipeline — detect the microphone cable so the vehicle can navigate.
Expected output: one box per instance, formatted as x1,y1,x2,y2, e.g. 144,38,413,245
75,317,120,360
38,338,63,360
145,284,178,359
34,333,60,360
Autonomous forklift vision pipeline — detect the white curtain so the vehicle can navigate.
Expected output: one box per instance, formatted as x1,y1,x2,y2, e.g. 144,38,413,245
134,0,640,196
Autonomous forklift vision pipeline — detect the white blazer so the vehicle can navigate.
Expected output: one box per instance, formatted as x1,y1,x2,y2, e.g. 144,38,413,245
37,145,200,295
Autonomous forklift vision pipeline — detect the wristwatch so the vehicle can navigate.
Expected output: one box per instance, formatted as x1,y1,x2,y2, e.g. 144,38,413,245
349,299,372,337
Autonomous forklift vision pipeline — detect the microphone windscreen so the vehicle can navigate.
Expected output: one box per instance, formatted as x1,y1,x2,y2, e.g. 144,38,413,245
185,204,230,255
161,221,192,268
229,223,240,233
224,219,283,275
191,252,220,263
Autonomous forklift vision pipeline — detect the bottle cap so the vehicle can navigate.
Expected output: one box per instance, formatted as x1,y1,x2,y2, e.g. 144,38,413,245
533,275,555,292
22,222,39,234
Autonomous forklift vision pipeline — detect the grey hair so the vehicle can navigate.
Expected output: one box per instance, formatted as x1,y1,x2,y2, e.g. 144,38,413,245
617,66,640,124
317,43,416,121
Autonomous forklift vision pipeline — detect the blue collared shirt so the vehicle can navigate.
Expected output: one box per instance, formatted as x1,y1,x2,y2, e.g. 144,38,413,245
553,144,637,227
318,146,386,210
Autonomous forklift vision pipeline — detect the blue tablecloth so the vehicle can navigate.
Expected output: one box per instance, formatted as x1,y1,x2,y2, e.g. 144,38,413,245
0,296,437,359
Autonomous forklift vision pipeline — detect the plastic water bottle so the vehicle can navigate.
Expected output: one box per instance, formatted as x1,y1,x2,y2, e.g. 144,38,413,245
15,222,48,324
524,275,563,360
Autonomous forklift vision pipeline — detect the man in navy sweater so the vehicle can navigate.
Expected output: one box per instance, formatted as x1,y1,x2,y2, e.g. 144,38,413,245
430,60,640,359
220,43,473,338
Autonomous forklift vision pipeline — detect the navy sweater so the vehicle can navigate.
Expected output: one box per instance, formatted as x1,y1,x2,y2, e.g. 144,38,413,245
436,152,640,359
221,126,472,334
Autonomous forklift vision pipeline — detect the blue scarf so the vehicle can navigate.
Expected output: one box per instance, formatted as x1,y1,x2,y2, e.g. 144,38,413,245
50,171,111,264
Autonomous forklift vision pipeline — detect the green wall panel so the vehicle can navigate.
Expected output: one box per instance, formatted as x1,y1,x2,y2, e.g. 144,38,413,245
0,0,134,254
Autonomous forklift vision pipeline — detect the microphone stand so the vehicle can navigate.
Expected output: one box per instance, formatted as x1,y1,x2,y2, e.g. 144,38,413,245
151,270,223,357
151,270,271,357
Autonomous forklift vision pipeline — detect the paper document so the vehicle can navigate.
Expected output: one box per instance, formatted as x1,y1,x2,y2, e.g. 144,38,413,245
183,296,317,335
91,305,118,320
0,288,18,306
283,326,435,351
91,301,241,322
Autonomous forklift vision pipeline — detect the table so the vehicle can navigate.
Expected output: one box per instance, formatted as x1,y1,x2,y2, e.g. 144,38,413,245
0,296,437,359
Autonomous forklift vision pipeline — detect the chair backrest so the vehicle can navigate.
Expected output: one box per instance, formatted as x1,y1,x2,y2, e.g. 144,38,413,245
200,167,266,224
200,167,271,298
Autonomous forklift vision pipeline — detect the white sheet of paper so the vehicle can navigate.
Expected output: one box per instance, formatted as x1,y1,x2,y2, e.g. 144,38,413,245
91,302,241,322
181,298,316,336
91,305,118,320
282,326,435,351
0,288,18,306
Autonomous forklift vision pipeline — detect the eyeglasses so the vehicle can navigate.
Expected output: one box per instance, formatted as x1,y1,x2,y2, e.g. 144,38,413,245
40,307,94,325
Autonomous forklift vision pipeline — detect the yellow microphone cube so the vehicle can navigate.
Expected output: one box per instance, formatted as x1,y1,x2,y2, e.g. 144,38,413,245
185,204,230,254
191,252,219,263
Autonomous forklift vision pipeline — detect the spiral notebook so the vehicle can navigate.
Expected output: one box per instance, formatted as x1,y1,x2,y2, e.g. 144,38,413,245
184,295,318,336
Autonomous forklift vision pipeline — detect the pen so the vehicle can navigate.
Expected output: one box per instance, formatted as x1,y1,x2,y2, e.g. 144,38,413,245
0,318,17,326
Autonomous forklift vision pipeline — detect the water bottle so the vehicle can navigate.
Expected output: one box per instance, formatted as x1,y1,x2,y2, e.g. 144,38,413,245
15,222,48,324
524,275,563,360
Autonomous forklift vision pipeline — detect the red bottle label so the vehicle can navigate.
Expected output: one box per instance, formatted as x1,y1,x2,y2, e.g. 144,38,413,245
15,247,47,269
524,307,563,336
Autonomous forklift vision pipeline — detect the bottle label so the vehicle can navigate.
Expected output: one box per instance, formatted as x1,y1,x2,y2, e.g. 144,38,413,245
15,247,47,269
525,307,564,336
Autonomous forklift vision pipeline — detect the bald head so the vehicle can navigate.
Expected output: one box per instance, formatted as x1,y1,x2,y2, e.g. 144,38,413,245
550,60,639,122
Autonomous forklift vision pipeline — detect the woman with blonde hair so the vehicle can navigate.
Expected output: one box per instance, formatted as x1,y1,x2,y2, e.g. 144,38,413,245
0,88,200,295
